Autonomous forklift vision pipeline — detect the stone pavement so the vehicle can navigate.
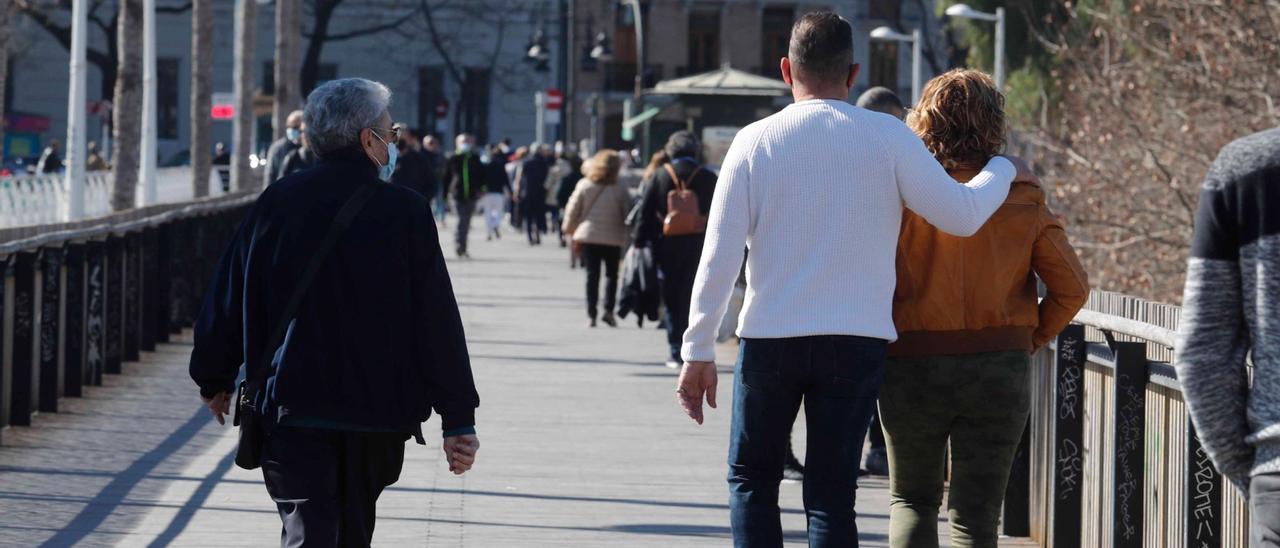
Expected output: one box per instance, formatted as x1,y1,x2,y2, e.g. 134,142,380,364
0,223,1035,547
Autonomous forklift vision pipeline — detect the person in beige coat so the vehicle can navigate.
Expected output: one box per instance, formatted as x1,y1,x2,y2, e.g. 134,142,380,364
562,150,632,327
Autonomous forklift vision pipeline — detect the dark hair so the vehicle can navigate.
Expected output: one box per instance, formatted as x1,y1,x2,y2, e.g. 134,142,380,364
788,12,854,86
856,87,905,117
664,130,699,159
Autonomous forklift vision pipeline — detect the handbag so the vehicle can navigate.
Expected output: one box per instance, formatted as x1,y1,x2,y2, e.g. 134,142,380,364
661,163,707,236
232,183,379,470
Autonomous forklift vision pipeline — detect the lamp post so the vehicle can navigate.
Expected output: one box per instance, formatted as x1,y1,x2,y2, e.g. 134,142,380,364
588,31,612,155
870,26,922,105
63,0,88,221
944,3,1005,90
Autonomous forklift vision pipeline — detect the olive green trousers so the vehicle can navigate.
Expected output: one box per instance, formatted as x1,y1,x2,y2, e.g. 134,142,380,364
878,351,1031,548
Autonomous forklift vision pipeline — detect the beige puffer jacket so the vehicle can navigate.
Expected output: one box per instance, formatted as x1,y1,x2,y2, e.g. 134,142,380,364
561,178,633,247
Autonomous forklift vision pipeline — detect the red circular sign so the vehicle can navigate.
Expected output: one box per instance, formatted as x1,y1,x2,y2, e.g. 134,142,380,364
545,88,563,110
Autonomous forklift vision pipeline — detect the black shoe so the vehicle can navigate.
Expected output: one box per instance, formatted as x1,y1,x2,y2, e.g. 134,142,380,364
588,318,597,328
602,313,617,327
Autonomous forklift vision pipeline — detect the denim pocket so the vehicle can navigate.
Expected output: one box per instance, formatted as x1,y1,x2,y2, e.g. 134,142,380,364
737,339,782,390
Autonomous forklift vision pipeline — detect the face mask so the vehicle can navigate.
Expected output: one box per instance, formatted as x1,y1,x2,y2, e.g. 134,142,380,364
286,128,301,143
480,153,491,164
458,143,472,154
372,131,397,182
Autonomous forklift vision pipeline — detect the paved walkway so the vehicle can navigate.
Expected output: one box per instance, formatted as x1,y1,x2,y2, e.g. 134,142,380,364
0,224,1034,547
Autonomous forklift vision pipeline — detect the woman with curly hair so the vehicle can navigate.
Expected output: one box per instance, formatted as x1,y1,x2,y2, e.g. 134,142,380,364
562,150,633,327
879,69,1091,547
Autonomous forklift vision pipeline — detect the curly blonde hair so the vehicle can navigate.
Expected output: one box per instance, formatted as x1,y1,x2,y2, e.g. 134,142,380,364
906,69,1006,170
583,149,622,184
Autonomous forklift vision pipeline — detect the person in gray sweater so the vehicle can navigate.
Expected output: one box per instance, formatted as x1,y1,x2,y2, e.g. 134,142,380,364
1177,126,1280,545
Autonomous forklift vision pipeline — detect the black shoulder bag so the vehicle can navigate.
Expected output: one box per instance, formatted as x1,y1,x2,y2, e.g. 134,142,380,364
232,183,379,470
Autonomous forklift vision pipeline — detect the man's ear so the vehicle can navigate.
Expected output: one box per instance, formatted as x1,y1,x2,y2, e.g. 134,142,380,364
780,57,793,87
846,63,860,90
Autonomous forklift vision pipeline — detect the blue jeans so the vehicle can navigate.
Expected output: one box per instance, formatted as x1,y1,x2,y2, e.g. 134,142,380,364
728,336,887,548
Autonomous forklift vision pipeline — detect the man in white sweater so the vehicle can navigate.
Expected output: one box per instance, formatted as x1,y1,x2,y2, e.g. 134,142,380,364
674,12,1034,547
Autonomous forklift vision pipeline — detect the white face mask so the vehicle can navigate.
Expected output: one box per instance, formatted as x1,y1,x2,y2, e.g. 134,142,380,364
286,128,301,143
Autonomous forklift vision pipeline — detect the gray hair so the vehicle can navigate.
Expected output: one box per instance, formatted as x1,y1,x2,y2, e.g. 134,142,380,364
303,78,392,157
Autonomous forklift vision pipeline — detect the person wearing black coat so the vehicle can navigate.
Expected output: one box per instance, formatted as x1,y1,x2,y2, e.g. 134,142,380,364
444,134,486,257
390,129,437,199
516,145,555,245
635,130,718,368
188,78,480,547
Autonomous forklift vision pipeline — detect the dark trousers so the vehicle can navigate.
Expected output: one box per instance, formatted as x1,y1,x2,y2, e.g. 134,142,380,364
262,426,409,548
523,202,546,243
455,198,477,253
659,243,699,362
1253,472,1280,547
728,336,887,548
879,351,1030,548
581,243,621,320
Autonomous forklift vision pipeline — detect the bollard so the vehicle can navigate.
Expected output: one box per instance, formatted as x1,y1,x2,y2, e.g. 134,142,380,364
1110,340,1147,548
85,239,106,386
123,232,141,362
37,247,62,413
9,251,36,426
1,256,11,434
1051,324,1086,548
63,243,86,397
104,236,123,374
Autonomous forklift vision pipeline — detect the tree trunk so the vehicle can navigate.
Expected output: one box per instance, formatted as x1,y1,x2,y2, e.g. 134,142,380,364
300,0,337,96
189,0,212,197
232,0,257,191
110,0,143,211
272,0,302,139
0,0,10,162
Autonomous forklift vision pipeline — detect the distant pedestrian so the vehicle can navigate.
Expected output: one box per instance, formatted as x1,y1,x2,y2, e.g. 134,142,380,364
423,134,447,224
480,144,512,240
390,127,435,199
563,150,631,328
279,124,318,178
445,134,485,257
1177,125,1280,546
852,85,908,478
212,142,231,188
37,139,62,173
547,142,581,248
86,141,109,171
505,146,529,229
515,143,555,246
264,110,304,185
189,78,480,548
882,69,1088,548
676,13,1031,546
635,130,717,369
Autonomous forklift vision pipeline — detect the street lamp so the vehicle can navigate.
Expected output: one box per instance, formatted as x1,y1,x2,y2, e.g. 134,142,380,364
944,3,1005,90
590,31,613,62
526,29,551,72
587,31,613,154
870,26,922,106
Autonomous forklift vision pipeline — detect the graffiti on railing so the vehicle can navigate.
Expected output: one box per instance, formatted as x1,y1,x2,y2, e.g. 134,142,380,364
1188,424,1223,548
1056,437,1083,498
86,257,104,379
1057,351,1081,420
1114,373,1145,543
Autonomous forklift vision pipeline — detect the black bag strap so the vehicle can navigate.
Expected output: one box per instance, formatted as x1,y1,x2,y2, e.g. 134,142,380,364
245,183,380,396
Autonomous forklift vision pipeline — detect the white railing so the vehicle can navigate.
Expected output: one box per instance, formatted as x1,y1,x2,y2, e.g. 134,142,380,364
0,167,230,229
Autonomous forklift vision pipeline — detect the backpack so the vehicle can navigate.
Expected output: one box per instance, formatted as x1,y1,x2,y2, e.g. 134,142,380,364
661,162,707,237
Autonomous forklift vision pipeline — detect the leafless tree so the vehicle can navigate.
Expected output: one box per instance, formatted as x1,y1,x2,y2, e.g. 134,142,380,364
190,0,212,197
1020,0,1280,302
300,0,418,95
232,0,257,191
110,0,142,211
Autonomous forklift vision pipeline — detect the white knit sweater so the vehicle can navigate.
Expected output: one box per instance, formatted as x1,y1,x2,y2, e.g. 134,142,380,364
681,99,1016,362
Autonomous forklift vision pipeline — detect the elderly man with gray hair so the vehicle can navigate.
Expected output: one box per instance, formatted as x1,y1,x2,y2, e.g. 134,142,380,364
190,78,481,547
263,109,305,185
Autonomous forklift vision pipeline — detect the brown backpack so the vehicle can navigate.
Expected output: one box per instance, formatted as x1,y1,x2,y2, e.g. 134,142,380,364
662,163,707,236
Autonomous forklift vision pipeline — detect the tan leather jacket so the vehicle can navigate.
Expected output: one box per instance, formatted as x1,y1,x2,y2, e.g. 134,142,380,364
889,172,1090,357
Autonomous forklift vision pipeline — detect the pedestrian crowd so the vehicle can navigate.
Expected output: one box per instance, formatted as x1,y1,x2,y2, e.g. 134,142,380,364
187,9,1279,548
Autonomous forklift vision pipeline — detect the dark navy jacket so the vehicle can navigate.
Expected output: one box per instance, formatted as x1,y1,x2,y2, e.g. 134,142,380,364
189,148,479,433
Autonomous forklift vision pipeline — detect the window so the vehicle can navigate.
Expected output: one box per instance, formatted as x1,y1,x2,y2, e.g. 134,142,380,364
760,6,794,78
418,66,445,136
868,0,900,20
868,41,899,91
157,58,180,139
263,61,275,95
687,6,721,73
461,68,490,144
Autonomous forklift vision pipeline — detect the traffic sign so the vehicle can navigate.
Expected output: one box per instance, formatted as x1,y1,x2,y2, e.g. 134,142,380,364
211,92,234,120
545,88,563,110
435,99,449,118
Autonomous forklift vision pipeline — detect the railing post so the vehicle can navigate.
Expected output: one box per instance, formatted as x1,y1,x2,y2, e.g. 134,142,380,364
1111,340,1147,548
104,236,123,374
1002,419,1031,536
63,243,86,397
9,251,36,426
0,255,11,435
123,232,141,362
1052,324,1086,548
1187,422,1223,547
85,239,106,385
154,223,171,343
37,247,62,413
140,228,158,351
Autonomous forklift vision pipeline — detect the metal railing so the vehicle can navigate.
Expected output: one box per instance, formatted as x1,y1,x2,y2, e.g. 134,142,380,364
0,167,231,229
0,184,254,443
1007,290,1250,547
